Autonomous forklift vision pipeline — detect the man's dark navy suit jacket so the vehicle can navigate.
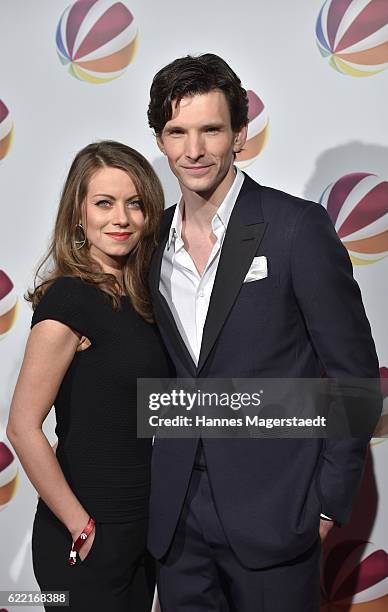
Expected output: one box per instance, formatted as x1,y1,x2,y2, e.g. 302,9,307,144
148,173,381,569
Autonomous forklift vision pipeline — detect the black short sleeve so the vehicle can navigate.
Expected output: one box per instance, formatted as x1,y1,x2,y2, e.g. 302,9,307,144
31,277,90,338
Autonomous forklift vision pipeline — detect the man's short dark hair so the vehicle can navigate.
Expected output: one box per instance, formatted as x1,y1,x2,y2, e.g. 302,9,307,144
148,53,249,135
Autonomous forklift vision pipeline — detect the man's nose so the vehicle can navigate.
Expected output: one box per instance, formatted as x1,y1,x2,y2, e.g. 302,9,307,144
185,134,205,160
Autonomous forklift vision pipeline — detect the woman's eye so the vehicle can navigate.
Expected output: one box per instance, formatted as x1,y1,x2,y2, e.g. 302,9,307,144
95,200,111,208
127,199,143,208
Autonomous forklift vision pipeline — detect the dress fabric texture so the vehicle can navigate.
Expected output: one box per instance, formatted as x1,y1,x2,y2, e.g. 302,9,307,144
30,276,171,610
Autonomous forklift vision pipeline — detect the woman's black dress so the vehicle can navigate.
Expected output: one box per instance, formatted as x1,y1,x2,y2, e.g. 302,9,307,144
31,276,171,611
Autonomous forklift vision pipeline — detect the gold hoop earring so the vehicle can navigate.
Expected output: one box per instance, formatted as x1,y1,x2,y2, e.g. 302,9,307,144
74,223,86,250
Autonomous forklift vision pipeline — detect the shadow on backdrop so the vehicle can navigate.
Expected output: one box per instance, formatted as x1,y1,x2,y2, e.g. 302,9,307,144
304,142,388,203
152,155,181,210
321,449,380,610
304,143,386,610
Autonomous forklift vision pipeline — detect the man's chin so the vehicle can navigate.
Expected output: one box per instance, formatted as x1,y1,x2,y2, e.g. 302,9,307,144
179,175,218,195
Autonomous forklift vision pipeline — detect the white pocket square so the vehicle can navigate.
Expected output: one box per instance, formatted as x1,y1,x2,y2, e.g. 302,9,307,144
243,256,268,283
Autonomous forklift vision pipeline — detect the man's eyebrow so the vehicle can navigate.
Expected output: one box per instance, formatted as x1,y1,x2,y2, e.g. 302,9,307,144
164,122,225,133
164,125,185,132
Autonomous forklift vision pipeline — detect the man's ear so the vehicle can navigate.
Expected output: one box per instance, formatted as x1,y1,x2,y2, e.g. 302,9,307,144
233,124,248,154
156,135,166,155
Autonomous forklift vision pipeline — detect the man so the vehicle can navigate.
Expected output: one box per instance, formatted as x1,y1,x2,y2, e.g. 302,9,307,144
146,54,381,611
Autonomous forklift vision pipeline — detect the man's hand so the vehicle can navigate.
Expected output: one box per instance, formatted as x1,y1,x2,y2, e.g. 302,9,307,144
319,518,334,542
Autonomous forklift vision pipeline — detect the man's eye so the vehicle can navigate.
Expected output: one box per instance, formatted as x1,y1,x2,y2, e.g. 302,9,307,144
170,129,183,136
206,127,219,133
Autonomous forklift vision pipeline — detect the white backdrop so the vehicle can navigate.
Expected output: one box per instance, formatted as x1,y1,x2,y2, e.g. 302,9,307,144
0,1,387,610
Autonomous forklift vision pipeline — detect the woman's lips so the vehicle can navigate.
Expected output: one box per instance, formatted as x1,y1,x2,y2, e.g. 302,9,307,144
105,233,132,241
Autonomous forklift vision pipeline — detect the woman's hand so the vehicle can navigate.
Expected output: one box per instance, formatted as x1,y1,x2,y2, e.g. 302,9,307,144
77,526,96,562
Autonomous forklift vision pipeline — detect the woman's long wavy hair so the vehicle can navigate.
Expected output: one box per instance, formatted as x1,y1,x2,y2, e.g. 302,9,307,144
27,141,164,322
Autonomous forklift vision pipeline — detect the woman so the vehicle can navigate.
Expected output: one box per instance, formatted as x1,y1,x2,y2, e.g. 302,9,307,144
6,141,172,611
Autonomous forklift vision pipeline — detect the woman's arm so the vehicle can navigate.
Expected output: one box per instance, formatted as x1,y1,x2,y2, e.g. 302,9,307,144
6,319,94,557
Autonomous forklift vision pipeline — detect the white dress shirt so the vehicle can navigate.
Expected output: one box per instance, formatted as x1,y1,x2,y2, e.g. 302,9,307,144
159,167,244,365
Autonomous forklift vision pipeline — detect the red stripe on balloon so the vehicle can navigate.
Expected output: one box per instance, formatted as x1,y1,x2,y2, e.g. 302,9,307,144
333,549,388,601
337,181,388,239
67,0,99,59
325,172,370,226
0,100,9,123
247,91,264,122
0,442,14,471
74,3,133,61
327,0,354,51
336,0,388,52
0,270,13,298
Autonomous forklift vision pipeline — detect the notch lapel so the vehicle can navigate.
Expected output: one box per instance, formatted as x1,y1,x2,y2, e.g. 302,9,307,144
197,176,267,374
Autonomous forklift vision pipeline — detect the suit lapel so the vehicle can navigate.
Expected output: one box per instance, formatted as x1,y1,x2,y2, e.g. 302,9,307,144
197,175,267,373
149,206,197,375
151,175,267,376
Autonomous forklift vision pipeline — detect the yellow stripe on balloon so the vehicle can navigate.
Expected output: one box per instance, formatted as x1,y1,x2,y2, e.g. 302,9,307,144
0,128,13,160
348,253,385,265
0,300,18,335
329,55,345,73
334,56,383,77
0,470,18,506
71,64,116,84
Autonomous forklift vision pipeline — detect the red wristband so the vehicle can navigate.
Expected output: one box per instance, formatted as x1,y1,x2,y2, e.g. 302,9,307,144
68,517,95,566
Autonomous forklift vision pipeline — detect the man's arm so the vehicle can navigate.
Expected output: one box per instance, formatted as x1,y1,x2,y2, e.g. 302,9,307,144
291,203,382,525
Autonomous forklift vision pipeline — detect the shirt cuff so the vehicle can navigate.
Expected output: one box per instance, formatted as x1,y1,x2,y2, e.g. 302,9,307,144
320,513,334,521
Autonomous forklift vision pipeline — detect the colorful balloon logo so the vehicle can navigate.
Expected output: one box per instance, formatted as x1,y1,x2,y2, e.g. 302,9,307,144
0,100,13,161
0,442,18,511
0,270,18,339
321,540,388,610
316,0,388,77
235,90,269,168
56,0,138,84
320,173,388,265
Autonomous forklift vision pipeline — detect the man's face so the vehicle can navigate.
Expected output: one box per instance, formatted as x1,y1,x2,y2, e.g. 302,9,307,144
157,90,247,197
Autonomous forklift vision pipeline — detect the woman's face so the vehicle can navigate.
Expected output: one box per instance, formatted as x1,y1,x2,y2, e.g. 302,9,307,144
82,166,145,273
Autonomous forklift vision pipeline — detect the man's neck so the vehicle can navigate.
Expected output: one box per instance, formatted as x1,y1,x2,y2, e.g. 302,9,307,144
180,165,236,231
